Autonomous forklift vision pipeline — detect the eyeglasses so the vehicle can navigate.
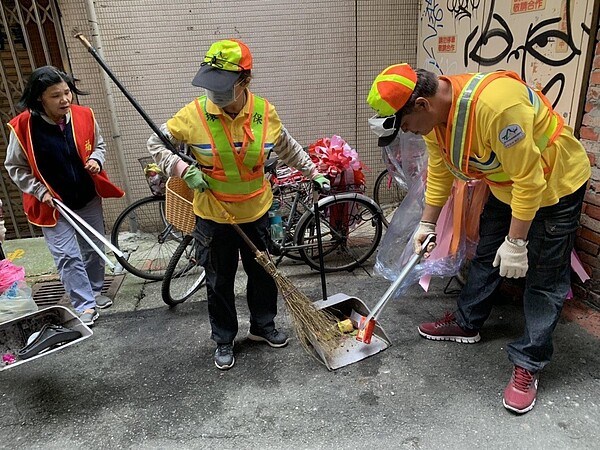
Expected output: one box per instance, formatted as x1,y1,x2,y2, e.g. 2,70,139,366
368,114,397,138
201,55,245,72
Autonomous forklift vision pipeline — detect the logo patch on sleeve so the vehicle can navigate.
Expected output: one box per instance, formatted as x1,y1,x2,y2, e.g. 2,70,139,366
499,124,525,148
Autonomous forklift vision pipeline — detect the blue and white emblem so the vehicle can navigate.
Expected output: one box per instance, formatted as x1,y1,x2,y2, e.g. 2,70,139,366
499,124,525,148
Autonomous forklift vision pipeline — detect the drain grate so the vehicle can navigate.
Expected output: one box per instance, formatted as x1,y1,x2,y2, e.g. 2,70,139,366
31,275,125,307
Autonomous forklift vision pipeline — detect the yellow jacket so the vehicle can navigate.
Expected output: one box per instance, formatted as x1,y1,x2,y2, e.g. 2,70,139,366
424,75,590,221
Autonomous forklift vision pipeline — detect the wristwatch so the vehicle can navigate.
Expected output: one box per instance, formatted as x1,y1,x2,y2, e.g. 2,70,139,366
507,236,528,247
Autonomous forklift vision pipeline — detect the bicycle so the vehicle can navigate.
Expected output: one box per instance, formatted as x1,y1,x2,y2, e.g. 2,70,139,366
160,158,384,306
372,168,408,227
269,161,384,272
110,157,185,281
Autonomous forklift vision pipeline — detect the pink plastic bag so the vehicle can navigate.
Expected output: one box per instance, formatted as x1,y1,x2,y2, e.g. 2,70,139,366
0,260,25,294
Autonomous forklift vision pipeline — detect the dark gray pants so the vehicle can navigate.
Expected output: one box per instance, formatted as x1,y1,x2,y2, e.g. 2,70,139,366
455,184,586,372
193,213,278,344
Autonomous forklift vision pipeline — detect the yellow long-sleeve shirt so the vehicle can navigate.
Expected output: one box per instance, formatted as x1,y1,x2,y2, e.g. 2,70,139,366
424,76,590,221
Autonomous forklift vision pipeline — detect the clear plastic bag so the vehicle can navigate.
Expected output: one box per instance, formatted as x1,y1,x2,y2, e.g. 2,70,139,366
0,280,38,324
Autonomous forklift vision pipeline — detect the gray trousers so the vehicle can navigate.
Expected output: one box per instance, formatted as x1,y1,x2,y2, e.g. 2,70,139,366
42,196,105,313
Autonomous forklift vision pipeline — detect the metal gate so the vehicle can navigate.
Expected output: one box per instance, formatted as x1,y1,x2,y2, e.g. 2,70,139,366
0,0,69,239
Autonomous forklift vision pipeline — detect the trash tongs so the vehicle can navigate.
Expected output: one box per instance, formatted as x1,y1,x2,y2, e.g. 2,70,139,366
52,198,125,272
358,234,436,344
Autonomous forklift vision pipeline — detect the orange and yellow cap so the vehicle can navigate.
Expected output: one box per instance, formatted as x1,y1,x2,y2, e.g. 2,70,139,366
367,63,417,117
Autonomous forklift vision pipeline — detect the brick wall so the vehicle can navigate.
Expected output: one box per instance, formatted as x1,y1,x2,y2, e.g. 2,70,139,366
575,27,600,308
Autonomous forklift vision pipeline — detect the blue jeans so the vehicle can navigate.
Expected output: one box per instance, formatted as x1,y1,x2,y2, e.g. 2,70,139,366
192,213,278,344
454,184,586,373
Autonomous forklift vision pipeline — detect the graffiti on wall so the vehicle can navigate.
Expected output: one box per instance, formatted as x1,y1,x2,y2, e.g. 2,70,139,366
418,0,595,123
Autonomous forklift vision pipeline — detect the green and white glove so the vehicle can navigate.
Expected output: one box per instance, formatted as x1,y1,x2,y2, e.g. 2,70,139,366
182,165,208,192
312,174,331,193
493,236,528,278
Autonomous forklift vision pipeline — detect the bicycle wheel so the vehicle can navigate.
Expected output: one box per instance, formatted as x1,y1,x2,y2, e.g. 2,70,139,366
373,169,408,227
161,234,206,306
111,196,184,280
296,193,383,272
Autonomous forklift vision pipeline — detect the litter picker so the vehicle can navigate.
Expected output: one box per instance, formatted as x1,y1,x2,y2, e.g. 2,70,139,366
358,233,436,344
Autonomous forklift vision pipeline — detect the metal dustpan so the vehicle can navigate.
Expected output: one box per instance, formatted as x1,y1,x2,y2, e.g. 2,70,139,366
310,293,391,370
304,188,391,370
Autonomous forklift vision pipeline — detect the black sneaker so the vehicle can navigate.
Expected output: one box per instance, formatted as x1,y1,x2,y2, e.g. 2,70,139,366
214,343,235,370
247,328,289,348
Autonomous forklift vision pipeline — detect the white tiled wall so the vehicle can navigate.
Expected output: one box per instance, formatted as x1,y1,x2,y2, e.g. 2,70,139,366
58,0,420,226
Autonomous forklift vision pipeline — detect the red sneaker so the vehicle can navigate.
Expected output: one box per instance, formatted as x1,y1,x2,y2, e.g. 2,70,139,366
418,312,480,343
503,365,539,414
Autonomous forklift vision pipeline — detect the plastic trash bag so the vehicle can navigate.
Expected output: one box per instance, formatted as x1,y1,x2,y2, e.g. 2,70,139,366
375,133,485,300
0,259,25,294
0,280,38,324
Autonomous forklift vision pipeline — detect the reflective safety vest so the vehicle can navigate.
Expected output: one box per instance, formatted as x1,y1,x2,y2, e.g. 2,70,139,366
193,94,269,202
7,105,124,227
435,71,564,187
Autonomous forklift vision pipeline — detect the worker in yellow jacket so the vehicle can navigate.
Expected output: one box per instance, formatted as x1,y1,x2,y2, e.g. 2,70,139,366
368,63,590,414
148,39,330,371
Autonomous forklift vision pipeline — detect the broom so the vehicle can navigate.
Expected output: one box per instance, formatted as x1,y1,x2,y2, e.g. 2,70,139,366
73,30,344,355
206,190,343,354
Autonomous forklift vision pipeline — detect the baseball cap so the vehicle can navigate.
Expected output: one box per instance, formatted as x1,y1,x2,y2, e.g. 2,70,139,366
192,39,253,92
367,63,417,146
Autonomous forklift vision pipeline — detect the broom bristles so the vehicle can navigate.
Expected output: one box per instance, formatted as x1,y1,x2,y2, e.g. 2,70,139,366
256,252,343,355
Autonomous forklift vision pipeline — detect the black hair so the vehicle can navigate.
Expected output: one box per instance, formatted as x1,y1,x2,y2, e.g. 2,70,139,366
398,69,439,116
17,66,88,114
238,69,252,84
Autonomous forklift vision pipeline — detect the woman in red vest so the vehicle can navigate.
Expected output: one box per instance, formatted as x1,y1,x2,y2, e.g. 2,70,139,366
4,66,124,326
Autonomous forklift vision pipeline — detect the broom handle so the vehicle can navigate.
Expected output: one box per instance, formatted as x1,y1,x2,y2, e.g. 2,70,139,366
204,190,261,256
73,31,197,166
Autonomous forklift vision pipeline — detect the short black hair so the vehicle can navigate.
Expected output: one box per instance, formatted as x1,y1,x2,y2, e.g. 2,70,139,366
17,66,88,114
398,69,439,117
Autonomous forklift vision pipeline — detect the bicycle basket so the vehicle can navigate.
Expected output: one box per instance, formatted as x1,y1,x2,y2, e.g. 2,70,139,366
165,177,195,234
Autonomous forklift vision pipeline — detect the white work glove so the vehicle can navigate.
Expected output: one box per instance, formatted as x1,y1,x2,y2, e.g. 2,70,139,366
493,236,528,278
0,219,5,243
413,221,437,256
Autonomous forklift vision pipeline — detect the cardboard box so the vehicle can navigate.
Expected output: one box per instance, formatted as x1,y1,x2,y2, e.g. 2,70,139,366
0,306,92,371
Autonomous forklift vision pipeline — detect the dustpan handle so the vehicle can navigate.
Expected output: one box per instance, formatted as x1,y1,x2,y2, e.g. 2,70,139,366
312,187,327,301
53,200,118,270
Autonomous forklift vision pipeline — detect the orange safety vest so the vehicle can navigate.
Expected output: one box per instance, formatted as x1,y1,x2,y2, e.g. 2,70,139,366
7,105,124,227
434,71,564,187
193,94,269,202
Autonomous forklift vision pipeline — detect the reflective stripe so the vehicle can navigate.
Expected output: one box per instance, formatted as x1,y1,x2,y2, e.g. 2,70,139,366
203,175,264,194
443,71,564,187
450,73,491,173
195,95,269,197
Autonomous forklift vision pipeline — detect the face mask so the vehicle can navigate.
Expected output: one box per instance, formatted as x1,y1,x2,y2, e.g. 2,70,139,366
206,88,235,108
368,114,397,138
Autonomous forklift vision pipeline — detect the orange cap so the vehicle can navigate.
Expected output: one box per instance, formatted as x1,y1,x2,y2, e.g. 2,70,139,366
367,63,417,117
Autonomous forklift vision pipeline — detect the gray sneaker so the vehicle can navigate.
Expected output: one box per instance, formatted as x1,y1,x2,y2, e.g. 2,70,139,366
79,309,99,327
95,295,113,309
247,328,289,348
214,343,235,370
